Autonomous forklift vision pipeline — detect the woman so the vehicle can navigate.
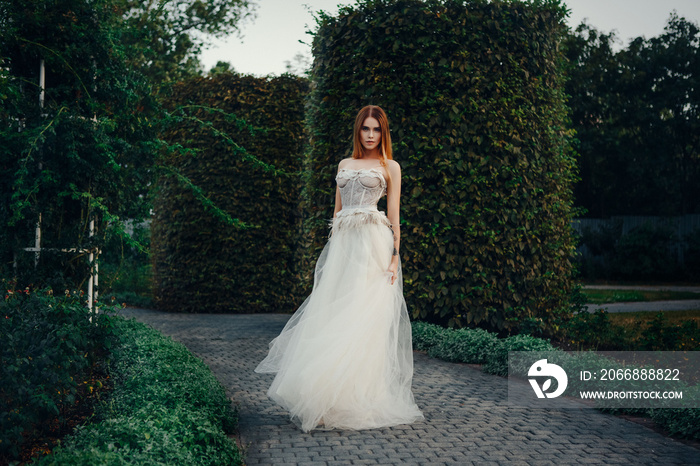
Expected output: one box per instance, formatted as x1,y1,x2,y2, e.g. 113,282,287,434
255,105,423,432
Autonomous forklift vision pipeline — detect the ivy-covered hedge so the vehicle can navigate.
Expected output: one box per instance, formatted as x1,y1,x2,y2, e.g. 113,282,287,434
153,73,308,313
305,0,578,334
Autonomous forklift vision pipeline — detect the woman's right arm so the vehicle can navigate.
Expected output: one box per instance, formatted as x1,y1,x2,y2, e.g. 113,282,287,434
333,185,342,219
333,160,348,218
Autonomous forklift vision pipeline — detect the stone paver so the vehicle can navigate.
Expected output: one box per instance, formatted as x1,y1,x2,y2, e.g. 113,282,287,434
117,308,700,465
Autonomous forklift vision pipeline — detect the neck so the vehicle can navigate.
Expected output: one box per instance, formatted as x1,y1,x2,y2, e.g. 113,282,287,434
362,148,381,159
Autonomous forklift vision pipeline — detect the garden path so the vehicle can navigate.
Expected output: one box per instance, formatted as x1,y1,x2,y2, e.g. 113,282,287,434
118,308,699,465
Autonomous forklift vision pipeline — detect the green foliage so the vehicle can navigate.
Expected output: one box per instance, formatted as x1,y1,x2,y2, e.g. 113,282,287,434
577,221,689,280
412,321,555,374
152,73,309,313
481,334,556,377
413,320,700,440
427,327,500,364
581,289,700,304
0,0,158,290
566,16,700,217
115,0,255,83
37,317,241,465
650,401,700,440
411,321,449,351
0,283,118,461
305,0,578,334
637,312,700,351
561,309,630,350
561,309,700,351
613,224,676,278
100,221,153,307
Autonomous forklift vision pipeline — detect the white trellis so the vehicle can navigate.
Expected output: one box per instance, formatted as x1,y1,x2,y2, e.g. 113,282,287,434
17,59,100,312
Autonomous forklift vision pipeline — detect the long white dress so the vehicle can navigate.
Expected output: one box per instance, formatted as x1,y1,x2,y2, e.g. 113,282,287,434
254,167,424,432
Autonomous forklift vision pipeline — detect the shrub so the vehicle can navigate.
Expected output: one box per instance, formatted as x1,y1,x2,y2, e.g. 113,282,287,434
0,283,117,462
612,223,677,279
636,312,700,351
650,393,700,440
37,318,241,465
482,334,556,377
412,320,700,440
561,309,630,350
411,321,449,351
305,0,578,334
153,73,308,313
427,328,499,364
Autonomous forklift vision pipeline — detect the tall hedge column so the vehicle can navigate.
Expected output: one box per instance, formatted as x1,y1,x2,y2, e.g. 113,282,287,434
153,73,308,313
305,0,578,334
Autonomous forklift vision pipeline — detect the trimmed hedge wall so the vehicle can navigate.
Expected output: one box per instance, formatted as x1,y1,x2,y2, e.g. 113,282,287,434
305,0,578,333
153,73,308,313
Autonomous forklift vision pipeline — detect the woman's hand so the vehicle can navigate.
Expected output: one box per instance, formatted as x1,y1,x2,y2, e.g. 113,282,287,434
387,261,398,285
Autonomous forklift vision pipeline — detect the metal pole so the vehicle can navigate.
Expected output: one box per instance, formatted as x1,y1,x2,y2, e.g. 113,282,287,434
87,219,94,312
34,213,41,268
35,59,45,268
39,59,45,108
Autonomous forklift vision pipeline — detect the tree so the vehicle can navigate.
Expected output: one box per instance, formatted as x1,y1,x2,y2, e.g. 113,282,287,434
0,0,158,287
114,0,256,83
565,14,700,217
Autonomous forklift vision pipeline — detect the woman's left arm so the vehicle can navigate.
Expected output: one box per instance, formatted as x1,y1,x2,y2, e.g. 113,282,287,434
386,161,401,285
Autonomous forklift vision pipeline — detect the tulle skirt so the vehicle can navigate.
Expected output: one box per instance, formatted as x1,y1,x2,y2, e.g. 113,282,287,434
255,207,424,432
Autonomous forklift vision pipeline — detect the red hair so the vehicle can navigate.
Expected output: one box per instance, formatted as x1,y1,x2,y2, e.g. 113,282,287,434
352,106,393,167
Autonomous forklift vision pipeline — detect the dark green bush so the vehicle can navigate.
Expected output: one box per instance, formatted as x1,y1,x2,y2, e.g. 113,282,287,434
413,321,700,440
411,321,449,351
562,309,630,350
0,283,117,461
650,399,700,440
100,221,153,306
576,220,690,281
427,328,500,364
612,223,677,279
482,334,556,376
37,317,241,465
305,0,578,334
636,313,700,351
153,73,308,313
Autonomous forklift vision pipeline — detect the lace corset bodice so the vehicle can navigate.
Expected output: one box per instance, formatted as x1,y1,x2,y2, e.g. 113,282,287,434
336,168,386,209
331,167,391,234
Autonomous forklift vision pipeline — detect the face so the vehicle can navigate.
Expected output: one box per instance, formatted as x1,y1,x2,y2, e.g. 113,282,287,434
360,117,381,152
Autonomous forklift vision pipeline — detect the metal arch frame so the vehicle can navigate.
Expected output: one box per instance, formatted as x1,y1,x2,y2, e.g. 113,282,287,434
17,59,100,313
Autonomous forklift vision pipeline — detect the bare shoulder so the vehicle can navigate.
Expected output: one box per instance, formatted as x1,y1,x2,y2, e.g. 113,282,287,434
338,158,353,170
387,159,401,176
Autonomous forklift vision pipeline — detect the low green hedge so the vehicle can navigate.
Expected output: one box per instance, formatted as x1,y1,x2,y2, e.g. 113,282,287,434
412,321,700,440
36,318,241,465
0,285,117,461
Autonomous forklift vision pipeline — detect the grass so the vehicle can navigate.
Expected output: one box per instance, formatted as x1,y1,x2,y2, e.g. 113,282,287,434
607,309,700,331
582,289,700,304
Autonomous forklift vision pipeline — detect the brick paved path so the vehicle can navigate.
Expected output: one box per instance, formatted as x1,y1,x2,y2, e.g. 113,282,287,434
118,308,699,465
